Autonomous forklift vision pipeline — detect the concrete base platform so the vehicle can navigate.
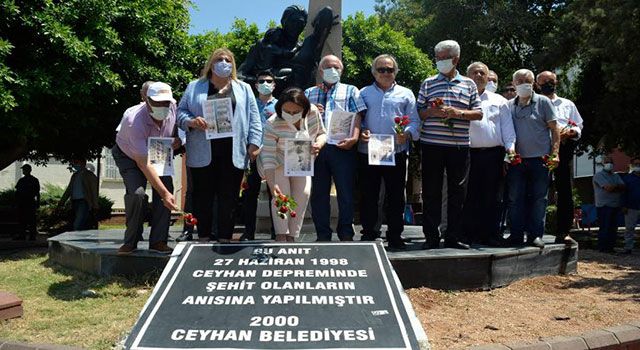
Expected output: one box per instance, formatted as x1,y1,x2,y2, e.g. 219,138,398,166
48,227,577,291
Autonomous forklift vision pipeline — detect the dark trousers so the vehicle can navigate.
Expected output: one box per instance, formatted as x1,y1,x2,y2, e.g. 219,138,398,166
190,156,243,240
311,144,356,241
112,145,173,247
242,161,274,239
17,202,37,238
555,140,576,236
358,152,407,242
421,144,470,245
463,146,505,243
72,199,91,231
597,206,620,251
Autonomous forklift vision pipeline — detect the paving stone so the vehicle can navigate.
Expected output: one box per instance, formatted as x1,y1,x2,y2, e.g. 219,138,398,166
604,325,640,344
506,341,552,350
542,336,588,350
626,320,640,329
0,342,36,350
580,329,619,349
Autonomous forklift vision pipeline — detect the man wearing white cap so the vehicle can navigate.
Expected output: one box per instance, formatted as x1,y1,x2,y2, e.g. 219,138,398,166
113,81,179,255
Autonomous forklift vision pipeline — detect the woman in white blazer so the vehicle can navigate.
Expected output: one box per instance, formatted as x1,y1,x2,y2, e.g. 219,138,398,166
177,48,262,243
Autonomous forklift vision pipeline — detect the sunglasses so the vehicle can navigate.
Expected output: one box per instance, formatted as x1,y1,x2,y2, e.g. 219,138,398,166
376,67,395,74
258,79,274,84
504,88,516,92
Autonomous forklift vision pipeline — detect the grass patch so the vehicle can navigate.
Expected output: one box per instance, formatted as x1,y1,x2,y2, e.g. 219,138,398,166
98,224,126,230
0,249,157,349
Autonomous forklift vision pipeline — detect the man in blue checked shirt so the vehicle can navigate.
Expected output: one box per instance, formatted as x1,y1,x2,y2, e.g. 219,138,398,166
305,55,367,241
358,54,420,249
417,40,483,250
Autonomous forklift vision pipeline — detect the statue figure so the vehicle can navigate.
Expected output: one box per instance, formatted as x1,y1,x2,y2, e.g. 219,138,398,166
237,5,339,96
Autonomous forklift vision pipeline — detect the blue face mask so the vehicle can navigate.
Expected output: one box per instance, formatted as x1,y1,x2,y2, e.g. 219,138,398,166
213,61,232,78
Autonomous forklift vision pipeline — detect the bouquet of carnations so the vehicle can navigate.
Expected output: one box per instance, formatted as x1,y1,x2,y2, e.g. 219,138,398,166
239,168,251,197
182,212,198,227
393,115,410,134
504,152,522,166
562,120,578,133
274,193,298,219
543,153,559,171
429,97,454,130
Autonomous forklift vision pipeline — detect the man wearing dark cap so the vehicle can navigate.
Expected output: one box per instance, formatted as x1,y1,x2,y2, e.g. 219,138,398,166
15,164,40,240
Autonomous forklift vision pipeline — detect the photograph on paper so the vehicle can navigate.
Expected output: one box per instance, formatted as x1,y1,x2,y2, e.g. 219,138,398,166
327,110,355,145
147,137,174,176
284,139,314,177
368,134,395,166
202,99,217,139
203,97,234,139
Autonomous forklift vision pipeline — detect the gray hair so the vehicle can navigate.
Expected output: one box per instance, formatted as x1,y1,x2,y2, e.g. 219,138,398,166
319,55,343,70
140,80,154,101
512,69,534,82
434,40,460,57
371,54,399,75
466,61,488,75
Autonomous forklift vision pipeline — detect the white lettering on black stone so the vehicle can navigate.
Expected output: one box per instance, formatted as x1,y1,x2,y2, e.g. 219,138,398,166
206,281,256,291
261,269,367,278
260,281,355,290
182,295,255,305
258,328,375,342
237,258,305,266
261,295,374,307
171,329,252,341
192,270,256,278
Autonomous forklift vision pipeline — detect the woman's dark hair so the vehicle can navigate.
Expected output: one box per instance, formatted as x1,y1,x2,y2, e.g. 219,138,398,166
275,87,310,119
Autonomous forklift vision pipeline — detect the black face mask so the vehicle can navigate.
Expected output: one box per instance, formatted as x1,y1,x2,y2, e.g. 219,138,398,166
540,82,556,95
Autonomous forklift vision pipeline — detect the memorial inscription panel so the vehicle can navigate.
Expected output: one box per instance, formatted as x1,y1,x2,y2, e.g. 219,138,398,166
125,242,427,349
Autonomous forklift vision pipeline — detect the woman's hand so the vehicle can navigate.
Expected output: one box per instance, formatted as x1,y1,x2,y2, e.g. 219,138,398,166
272,184,283,198
247,144,260,161
188,116,208,130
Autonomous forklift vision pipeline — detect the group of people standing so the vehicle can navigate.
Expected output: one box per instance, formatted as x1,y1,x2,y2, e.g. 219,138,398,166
113,39,589,255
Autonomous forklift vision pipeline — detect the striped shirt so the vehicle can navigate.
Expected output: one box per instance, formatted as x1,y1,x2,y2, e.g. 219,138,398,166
258,104,326,172
304,82,367,127
416,71,482,147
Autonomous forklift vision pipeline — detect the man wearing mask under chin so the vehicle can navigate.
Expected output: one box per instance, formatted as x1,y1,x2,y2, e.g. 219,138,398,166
536,71,584,244
304,54,367,242
505,69,560,248
593,156,626,253
113,81,180,255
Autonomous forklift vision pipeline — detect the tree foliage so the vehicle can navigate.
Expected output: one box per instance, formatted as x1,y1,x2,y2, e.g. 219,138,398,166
342,12,435,92
0,0,195,169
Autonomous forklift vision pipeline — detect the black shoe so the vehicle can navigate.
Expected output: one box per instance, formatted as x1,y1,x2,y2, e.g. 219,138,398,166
239,233,254,241
421,241,440,250
486,237,506,247
176,232,193,242
528,237,545,248
387,240,406,250
555,235,577,245
360,234,378,242
340,236,354,241
504,236,524,247
444,241,470,250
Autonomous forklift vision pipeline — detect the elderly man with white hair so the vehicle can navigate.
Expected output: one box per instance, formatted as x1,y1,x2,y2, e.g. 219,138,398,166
505,69,560,248
417,40,483,250
305,54,367,242
463,62,516,247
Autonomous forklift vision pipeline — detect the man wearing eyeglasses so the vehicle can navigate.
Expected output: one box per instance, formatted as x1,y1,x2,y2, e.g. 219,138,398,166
358,54,420,249
502,83,517,100
240,70,279,241
417,40,483,250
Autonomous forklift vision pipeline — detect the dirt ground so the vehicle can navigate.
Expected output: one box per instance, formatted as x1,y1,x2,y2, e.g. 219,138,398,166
406,250,640,349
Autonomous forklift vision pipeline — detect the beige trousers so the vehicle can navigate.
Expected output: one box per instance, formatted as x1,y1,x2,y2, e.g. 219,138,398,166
271,166,311,237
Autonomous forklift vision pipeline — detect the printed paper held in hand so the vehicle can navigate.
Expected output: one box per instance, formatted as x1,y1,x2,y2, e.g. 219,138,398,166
284,139,314,177
368,134,396,166
203,97,234,139
147,137,174,176
327,110,355,145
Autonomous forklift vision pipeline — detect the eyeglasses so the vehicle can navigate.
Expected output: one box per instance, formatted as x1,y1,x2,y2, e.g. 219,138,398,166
258,79,274,84
376,67,395,74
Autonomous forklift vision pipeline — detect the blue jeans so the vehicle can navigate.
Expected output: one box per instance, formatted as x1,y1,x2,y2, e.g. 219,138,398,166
507,157,550,242
597,206,620,251
311,144,356,241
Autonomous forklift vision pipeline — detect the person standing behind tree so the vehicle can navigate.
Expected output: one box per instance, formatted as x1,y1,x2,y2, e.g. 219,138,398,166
113,81,179,255
14,164,40,240
358,54,420,249
305,54,367,242
622,157,640,254
177,48,262,243
593,156,626,253
416,40,483,250
58,159,99,231
536,71,584,244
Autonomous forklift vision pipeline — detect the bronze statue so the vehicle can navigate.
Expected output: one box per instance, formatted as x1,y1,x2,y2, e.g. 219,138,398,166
237,5,338,96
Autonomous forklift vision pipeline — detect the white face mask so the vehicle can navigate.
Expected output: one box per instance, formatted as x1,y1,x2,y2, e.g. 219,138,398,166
603,163,614,171
516,83,533,98
486,81,497,93
213,61,232,78
436,59,454,74
149,105,170,121
282,111,303,125
631,166,640,173
257,82,274,95
322,67,341,84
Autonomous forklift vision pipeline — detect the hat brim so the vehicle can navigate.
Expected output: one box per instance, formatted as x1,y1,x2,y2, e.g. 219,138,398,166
148,94,176,103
